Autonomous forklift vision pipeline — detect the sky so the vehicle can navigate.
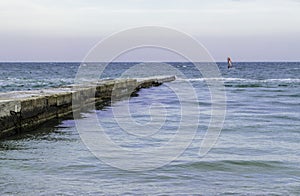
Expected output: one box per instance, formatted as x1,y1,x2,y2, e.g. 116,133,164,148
0,0,300,62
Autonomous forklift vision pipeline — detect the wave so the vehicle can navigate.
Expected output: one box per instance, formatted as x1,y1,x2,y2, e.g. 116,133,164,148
0,78,75,92
177,78,300,83
172,160,288,172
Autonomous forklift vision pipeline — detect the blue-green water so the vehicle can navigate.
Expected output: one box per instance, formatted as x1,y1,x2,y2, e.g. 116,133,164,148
0,62,300,195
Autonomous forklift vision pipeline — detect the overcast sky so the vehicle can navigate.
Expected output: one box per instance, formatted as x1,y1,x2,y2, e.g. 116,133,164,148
0,0,300,62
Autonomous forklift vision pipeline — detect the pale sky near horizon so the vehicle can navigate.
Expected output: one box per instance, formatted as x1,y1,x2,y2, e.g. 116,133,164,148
0,0,300,62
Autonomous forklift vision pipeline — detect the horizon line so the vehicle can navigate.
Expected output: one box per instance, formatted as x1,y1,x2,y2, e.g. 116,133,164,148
0,61,300,63
0,60,300,63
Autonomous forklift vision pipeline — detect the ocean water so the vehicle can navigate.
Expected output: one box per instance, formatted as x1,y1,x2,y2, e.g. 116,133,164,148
0,62,300,195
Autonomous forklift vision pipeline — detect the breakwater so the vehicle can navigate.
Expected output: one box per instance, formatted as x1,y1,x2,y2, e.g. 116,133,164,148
0,76,175,138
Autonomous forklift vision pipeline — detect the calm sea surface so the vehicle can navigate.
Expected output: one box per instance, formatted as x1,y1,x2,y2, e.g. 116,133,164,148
0,62,300,195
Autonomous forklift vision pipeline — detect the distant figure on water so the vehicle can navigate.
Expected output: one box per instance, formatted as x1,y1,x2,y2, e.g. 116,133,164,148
227,57,233,69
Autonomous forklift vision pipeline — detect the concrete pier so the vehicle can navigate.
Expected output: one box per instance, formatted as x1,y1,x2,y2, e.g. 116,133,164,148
0,76,175,139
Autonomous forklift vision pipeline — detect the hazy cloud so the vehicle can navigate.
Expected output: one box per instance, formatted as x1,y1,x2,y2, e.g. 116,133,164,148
0,0,299,61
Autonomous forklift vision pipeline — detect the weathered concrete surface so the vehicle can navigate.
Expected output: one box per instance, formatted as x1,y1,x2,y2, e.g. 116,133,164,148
0,76,175,138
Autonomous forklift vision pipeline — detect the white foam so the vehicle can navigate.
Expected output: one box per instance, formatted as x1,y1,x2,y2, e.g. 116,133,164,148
177,78,250,82
177,78,300,83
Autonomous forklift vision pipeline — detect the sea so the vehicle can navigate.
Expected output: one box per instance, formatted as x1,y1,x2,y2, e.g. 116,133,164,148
0,62,300,195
